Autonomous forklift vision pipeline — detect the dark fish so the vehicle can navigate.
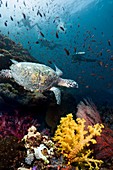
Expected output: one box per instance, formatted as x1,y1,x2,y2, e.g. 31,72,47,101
91,40,96,42
48,60,52,64
8,31,10,34
35,41,39,44
110,56,113,61
98,61,103,66
10,16,13,21
74,47,76,53
64,48,70,56
78,24,80,27
5,1,8,7
108,40,111,46
60,26,65,31
0,14,1,17
23,1,26,6
22,13,26,19
40,31,44,37
99,52,102,56
56,31,59,38
37,10,42,17
4,21,8,26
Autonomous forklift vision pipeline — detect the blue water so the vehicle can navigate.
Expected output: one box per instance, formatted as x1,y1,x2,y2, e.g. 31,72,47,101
0,0,113,105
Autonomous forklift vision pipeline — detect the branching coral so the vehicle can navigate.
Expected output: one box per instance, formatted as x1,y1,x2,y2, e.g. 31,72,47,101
53,113,104,169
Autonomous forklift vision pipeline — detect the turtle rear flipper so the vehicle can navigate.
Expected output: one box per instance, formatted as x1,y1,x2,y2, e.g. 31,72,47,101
0,69,12,79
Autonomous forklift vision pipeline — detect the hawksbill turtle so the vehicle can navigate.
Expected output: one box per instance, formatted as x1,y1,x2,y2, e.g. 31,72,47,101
0,60,78,104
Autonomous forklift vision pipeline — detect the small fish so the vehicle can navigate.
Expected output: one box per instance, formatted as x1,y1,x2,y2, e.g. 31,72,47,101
91,40,96,42
64,48,70,56
56,31,59,38
48,60,52,64
108,40,111,46
107,49,110,53
75,51,85,55
78,24,80,27
10,16,13,21
23,1,26,6
99,52,102,56
5,1,8,7
60,26,65,31
22,13,26,19
110,56,113,61
37,10,42,17
4,21,8,26
74,47,76,53
98,61,103,66
40,31,44,37
35,41,39,44
0,14,1,17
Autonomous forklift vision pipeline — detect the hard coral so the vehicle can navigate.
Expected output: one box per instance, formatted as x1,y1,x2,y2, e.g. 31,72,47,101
53,113,103,169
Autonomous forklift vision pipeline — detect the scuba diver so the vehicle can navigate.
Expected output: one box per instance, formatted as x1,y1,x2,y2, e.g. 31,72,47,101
18,16,41,30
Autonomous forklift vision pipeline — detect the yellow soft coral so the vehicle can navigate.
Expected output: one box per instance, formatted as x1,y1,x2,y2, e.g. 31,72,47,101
53,113,104,169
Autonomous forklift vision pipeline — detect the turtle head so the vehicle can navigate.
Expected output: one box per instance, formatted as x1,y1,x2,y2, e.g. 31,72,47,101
58,78,78,88
65,79,78,88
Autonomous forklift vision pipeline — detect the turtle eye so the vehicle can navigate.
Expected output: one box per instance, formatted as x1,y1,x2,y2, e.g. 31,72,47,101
69,81,78,88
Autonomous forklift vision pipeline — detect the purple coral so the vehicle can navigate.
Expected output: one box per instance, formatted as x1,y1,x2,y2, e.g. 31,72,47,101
0,110,39,139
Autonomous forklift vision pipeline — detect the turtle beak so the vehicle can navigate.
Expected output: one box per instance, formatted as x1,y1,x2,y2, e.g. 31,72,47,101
74,82,78,88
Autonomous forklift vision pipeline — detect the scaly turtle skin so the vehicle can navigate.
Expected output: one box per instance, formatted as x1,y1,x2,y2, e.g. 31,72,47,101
0,60,78,104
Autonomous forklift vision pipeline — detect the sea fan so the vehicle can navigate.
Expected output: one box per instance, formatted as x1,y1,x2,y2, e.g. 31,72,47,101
76,99,113,160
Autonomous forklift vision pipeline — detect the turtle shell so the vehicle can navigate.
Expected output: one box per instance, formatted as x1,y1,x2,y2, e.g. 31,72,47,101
10,62,59,92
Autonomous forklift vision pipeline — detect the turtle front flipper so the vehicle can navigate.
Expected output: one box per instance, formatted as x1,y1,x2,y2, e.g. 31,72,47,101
50,87,61,105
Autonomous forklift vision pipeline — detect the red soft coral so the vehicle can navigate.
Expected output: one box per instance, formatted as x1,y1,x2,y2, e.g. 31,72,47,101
0,110,38,139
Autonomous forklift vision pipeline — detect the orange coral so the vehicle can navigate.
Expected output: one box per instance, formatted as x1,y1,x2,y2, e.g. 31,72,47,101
53,113,103,169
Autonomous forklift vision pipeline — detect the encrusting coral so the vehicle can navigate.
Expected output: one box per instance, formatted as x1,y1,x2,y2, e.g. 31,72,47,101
53,113,104,169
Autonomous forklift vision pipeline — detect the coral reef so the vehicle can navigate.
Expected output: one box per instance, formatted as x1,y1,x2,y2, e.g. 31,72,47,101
20,125,64,169
0,136,26,170
53,113,103,169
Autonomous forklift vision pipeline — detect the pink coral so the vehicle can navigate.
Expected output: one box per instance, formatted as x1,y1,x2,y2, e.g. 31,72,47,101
0,110,38,139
